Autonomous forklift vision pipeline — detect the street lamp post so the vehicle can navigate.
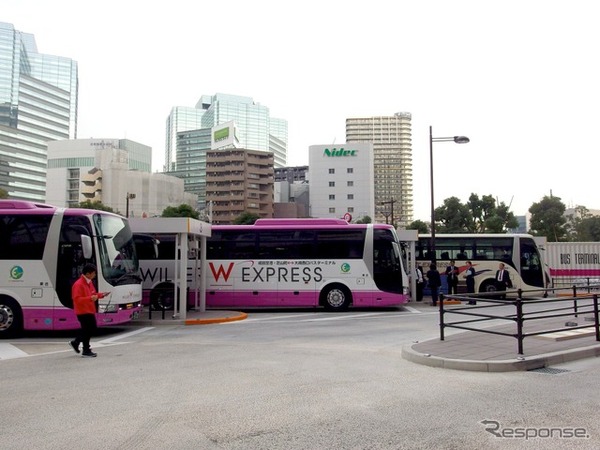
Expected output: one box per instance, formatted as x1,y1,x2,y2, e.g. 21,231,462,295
125,192,136,218
429,126,470,263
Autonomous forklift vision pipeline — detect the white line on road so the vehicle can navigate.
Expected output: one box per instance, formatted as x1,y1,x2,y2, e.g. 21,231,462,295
0,343,29,360
98,326,155,344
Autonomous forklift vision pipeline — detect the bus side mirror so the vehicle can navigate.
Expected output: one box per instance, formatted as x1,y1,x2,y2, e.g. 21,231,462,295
81,235,93,259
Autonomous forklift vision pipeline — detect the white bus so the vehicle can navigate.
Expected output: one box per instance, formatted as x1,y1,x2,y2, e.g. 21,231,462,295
134,218,410,311
0,200,142,338
415,233,549,295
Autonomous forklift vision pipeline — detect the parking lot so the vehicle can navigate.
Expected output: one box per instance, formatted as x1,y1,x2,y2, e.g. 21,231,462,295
2,305,600,449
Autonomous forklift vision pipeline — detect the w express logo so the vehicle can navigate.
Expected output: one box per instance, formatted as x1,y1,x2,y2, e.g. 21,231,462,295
209,263,235,282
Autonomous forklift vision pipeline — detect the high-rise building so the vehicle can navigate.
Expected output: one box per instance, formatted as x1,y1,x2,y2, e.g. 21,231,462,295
0,22,78,201
346,112,413,228
165,94,287,209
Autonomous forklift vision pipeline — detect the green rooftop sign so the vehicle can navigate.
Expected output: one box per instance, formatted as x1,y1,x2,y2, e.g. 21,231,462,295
323,148,358,157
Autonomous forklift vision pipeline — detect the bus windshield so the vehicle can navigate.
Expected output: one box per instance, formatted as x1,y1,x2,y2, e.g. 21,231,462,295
93,214,139,286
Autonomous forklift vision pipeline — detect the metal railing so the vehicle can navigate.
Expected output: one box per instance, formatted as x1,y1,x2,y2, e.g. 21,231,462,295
438,286,600,355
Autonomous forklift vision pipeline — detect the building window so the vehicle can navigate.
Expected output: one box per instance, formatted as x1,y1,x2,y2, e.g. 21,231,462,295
329,207,336,213
328,168,335,174
347,168,354,173
348,207,354,213
329,195,335,200
347,181,354,187
329,181,335,187
347,194,354,200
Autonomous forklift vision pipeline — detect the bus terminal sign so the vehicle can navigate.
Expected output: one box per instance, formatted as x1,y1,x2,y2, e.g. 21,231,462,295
323,148,358,157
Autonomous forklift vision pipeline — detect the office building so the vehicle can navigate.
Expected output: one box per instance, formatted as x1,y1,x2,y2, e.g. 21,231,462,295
205,148,274,224
46,138,152,207
0,22,78,201
308,144,375,221
165,94,287,209
346,112,413,227
46,138,193,216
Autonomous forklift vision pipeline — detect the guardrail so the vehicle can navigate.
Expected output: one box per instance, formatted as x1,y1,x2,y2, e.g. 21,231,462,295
439,287,600,355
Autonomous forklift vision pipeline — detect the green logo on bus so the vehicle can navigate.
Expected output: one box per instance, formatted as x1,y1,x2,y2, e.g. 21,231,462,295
341,263,351,273
10,265,24,280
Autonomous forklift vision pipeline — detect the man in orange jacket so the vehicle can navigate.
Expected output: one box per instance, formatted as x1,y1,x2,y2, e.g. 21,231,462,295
69,263,109,357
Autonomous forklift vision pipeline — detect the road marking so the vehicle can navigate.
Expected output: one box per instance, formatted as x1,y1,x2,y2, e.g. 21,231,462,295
403,306,421,314
97,326,154,344
306,312,391,322
0,343,29,360
243,313,327,322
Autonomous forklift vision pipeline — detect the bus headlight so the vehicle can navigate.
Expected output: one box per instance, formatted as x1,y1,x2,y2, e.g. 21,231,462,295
99,304,119,313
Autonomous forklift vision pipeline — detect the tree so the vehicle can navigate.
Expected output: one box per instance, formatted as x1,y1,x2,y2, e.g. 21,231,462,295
465,194,518,233
0,188,8,199
528,195,567,241
435,196,472,232
78,200,114,213
407,220,429,234
162,204,199,219
575,216,600,241
355,215,372,224
565,206,600,241
233,212,260,225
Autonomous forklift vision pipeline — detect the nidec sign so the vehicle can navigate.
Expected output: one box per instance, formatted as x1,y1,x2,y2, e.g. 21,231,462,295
323,148,358,157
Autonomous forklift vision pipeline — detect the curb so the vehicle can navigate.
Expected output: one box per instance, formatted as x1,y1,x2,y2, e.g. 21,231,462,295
401,342,600,372
184,312,248,326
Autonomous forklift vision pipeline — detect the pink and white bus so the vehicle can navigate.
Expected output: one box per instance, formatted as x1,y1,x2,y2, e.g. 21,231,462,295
134,218,410,311
0,200,143,338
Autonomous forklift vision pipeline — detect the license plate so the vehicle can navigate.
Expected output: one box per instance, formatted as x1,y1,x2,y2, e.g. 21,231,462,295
132,311,140,320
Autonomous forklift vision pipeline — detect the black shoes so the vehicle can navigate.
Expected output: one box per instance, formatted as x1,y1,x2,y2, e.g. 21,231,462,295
82,350,97,358
69,340,80,354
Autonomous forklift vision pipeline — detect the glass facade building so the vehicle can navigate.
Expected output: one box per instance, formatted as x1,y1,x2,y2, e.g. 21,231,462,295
165,93,288,209
0,22,78,201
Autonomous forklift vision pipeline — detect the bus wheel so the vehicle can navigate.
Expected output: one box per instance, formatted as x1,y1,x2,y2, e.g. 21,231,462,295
480,281,498,294
0,297,23,339
150,285,175,311
321,284,351,311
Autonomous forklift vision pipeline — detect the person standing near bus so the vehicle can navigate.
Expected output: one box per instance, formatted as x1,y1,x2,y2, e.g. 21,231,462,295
445,259,459,296
69,263,108,358
426,263,441,306
415,264,425,302
464,261,476,305
495,262,513,299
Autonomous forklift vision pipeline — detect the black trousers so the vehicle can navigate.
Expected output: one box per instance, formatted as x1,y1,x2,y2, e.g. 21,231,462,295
74,314,97,351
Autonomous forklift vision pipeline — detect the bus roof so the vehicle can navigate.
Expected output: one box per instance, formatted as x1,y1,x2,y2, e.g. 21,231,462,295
0,200,123,219
254,218,349,226
418,233,535,239
0,200,55,210
214,219,395,231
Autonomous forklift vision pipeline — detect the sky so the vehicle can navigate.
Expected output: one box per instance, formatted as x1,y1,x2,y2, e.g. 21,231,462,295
4,0,600,222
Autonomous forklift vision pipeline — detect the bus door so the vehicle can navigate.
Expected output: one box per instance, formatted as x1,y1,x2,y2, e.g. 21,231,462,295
519,237,545,288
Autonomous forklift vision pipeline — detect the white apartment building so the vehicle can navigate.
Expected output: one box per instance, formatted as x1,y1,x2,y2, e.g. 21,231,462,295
46,139,195,217
308,143,375,221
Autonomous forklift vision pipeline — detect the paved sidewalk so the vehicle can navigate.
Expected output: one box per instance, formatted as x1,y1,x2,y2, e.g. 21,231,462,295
402,310,600,372
133,308,248,326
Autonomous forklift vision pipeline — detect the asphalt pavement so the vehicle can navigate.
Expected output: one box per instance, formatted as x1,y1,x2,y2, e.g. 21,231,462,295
133,303,600,373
